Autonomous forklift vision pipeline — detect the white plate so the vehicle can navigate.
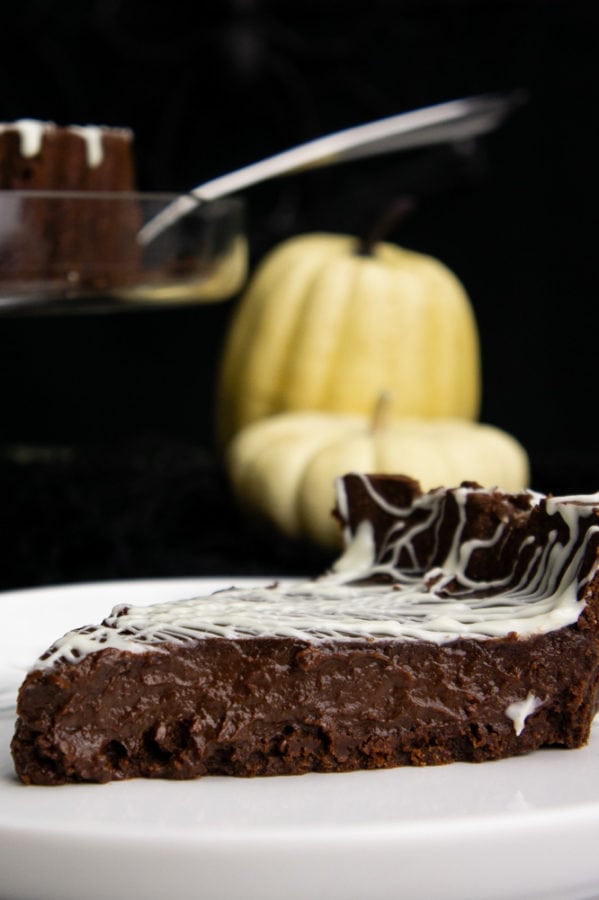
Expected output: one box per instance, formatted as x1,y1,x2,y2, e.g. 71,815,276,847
2,577,599,900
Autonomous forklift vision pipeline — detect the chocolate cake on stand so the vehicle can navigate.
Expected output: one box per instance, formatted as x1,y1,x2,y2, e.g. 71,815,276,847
0,119,139,290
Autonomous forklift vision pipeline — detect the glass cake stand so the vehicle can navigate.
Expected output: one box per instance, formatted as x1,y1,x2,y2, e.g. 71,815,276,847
0,190,247,314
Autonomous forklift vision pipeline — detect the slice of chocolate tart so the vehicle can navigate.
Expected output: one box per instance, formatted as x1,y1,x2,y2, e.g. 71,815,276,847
11,475,599,785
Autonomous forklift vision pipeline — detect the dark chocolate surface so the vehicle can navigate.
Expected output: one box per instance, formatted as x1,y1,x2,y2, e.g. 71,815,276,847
12,620,599,785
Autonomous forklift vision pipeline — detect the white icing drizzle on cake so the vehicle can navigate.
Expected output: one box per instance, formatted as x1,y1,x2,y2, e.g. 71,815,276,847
2,119,49,157
0,119,130,168
505,693,544,735
70,125,105,168
34,480,599,669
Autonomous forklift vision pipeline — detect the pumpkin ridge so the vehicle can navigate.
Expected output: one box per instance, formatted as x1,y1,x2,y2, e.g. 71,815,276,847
275,251,356,413
317,254,380,413
216,236,352,443
225,244,341,433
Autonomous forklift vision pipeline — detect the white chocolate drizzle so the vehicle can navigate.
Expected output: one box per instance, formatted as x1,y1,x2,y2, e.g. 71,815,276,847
70,126,105,168
34,479,599,669
3,118,49,157
505,693,544,736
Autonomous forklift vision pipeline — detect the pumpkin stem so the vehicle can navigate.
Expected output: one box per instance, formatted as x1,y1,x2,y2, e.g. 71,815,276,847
371,391,394,433
356,195,417,256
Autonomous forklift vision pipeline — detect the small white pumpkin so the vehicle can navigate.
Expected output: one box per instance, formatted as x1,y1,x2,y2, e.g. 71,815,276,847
216,232,481,444
226,404,529,548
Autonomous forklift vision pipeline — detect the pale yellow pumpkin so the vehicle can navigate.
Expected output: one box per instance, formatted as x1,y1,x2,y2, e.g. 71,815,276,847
216,233,481,444
226,408,530,548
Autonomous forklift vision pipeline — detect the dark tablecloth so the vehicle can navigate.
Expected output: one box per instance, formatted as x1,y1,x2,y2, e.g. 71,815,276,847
0,436,333,592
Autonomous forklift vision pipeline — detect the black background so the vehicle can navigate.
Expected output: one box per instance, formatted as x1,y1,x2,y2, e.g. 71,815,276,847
0,0,597,587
